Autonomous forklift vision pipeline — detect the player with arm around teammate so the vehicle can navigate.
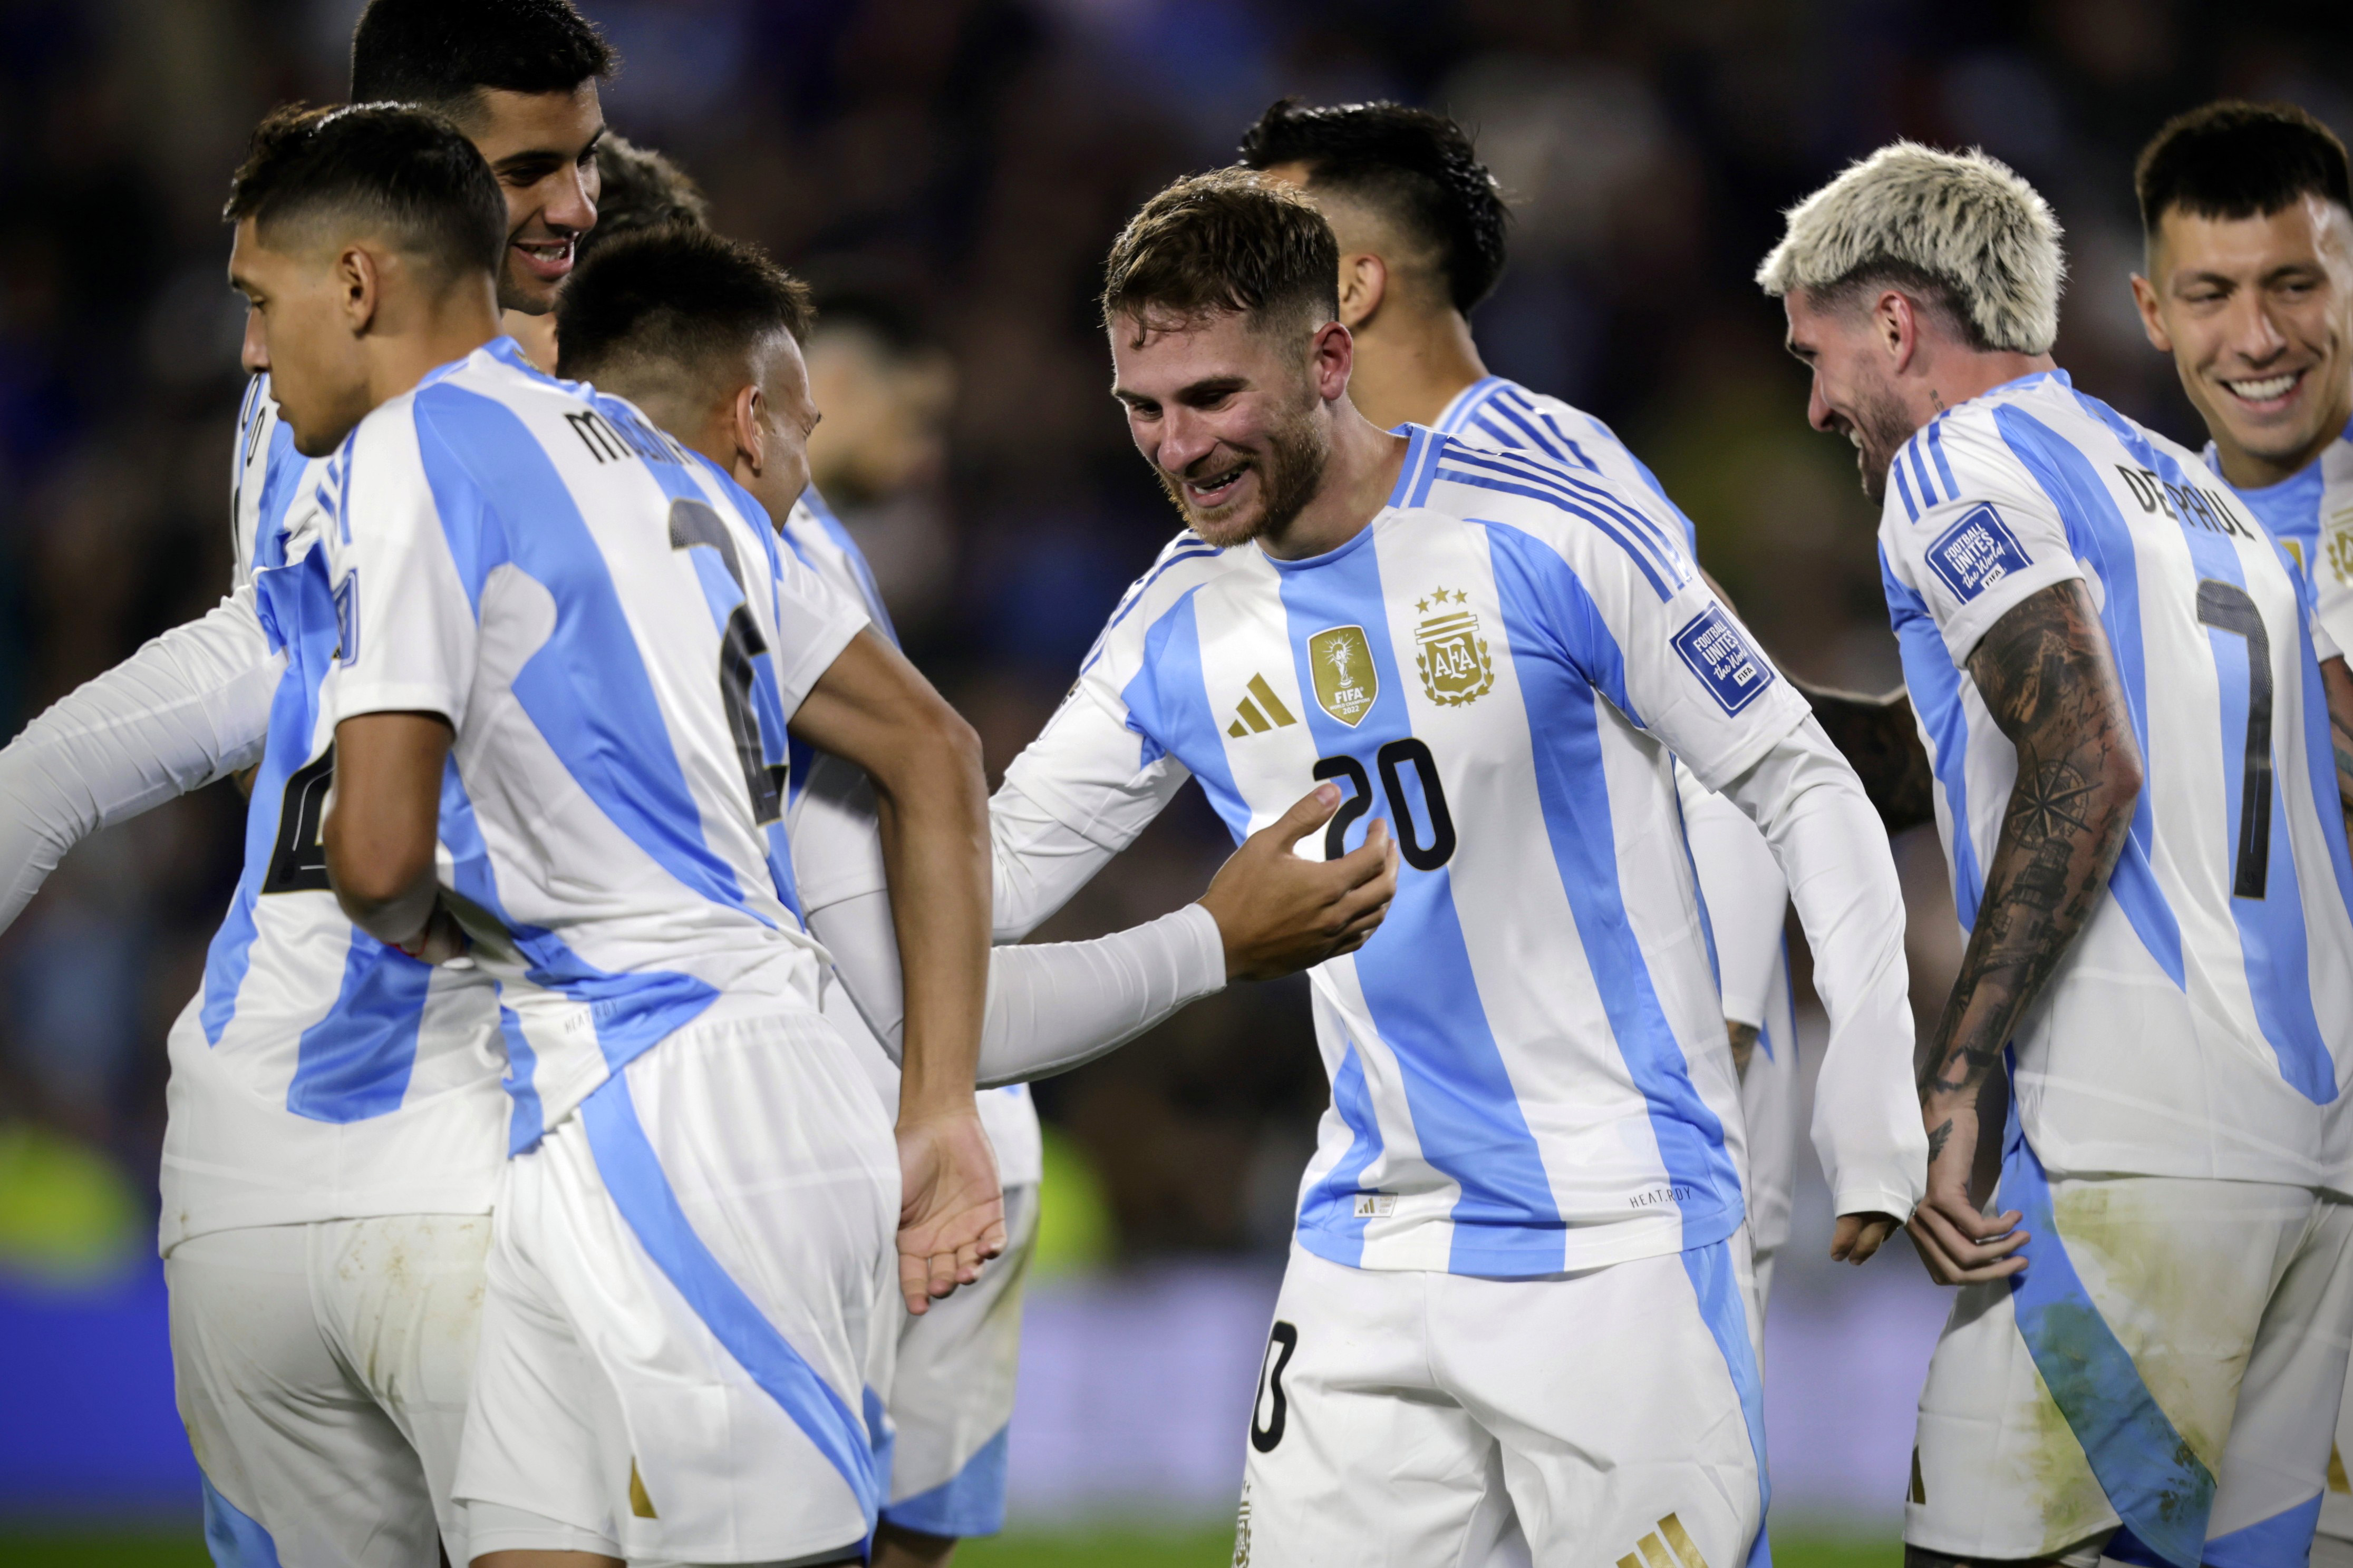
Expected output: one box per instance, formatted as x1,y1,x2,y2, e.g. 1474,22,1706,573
547,221,1400,1567
983,168,1921,1568
0,5,614,1563
1759,141,2353,1568
2126,100,2353,1568
224,100,1003,1567
1236,95,1816,1320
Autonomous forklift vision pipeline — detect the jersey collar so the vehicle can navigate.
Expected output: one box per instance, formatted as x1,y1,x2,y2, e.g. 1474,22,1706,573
1432,375,1509,436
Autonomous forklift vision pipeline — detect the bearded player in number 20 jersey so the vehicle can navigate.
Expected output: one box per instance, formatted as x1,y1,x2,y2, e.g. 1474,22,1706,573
1239,100,1812,1314
983,169,1922,1568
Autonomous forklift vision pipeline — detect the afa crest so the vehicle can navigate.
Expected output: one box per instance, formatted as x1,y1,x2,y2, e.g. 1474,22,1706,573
1412,586,1494,707
2326,507,2353,587
1309,626,1378,726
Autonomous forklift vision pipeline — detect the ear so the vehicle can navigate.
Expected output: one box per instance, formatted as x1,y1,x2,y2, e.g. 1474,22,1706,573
2128,273,2173,353
1875,289,1921,375
1307,319,1354,403
1337,252,1387,330
337,246,382,336
730,382,767,476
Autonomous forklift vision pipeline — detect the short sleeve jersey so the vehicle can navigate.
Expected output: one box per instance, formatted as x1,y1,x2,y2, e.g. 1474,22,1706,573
161,376,506,1252
1880,370,2353,1189
315,340,867,1145
1005,426,1811,1277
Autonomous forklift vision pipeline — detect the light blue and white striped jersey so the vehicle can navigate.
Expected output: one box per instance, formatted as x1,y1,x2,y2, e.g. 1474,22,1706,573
1881,370,2353,1189
1435,376,1702,554
776,490,1044,1189
160,376,505,1252
1006,426,1812,1276
315,340,868,1145
2205,418,2353,662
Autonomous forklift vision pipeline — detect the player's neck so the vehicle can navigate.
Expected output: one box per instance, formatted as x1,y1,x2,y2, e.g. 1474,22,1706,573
364,284,503,411
1345,306,1488,431
2207,382,2353,490
1258,403,1410,562
1901,346,2058,436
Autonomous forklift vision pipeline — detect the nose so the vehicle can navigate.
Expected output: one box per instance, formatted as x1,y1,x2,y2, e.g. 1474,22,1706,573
540,164,596,237
240,305,268,375
1806,372,1836,433
2224,289,2290,365
1155,406,1216,475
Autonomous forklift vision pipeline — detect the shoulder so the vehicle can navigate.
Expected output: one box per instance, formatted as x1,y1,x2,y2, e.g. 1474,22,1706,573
1418,433,1696,599
1080,529,1250,672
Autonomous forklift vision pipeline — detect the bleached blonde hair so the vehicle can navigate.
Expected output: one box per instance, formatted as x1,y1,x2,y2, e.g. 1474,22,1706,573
1755,141,2066,355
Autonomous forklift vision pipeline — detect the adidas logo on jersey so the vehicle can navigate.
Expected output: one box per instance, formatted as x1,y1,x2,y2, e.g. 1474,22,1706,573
1226,674,1300,738
1618,1512,1711,1568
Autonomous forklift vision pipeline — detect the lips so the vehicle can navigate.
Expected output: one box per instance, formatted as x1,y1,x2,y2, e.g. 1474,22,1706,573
1183,461,1250,508
2220,368,2306,411
511,237,575,284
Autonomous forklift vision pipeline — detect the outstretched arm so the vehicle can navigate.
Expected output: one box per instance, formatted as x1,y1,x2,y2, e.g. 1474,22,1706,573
787,627,1003,1314
0,588,279,933
1909,580,2142,1285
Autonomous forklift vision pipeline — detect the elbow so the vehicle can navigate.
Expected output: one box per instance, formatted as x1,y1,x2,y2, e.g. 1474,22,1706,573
876,698,986,805
323,823,431,932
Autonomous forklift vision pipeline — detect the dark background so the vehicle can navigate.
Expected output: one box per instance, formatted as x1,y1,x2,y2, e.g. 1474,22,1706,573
1,0,2345,1273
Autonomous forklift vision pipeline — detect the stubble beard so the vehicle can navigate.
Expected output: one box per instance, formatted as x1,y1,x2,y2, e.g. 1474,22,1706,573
1158,395,1330,550
1848,375,1916,509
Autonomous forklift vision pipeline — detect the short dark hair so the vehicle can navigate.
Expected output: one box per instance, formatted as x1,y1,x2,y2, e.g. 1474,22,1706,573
225,102,506,287
349,0,614,113
575,134,708,264
556,226,815,395
2135,101,2353,236
1100,168,1338,337
1239,99,1508,315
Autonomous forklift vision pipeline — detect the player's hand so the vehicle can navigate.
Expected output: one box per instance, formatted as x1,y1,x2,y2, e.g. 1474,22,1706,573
1906,1102,2027,1285
1197,783,1401,982
895,1106,1007,1315
392,902,470,966
1831,1211,1902,1264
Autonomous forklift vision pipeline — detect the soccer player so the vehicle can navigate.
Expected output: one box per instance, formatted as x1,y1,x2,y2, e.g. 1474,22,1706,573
222,99,1000,1565
981,167,1922,1566
0,3,614,1562
2127,100,2353,1568
1238,96,1812,1318
502,130,703,372
1757,141,2353,1568
550,220,1401,1566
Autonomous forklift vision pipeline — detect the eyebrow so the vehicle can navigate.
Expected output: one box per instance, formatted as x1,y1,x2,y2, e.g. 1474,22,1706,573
490,124,606,178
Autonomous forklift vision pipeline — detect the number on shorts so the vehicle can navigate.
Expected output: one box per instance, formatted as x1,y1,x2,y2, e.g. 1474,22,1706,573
1251,1320,1299,1453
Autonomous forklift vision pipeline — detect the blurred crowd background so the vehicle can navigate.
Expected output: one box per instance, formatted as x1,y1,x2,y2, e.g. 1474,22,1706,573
0,0,2349,1525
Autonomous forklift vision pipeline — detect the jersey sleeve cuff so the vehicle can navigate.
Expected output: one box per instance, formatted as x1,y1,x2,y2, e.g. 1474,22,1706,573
1829,1180,1923,1223
1935,556,2085,664
319,681,461,729
770,607,871,720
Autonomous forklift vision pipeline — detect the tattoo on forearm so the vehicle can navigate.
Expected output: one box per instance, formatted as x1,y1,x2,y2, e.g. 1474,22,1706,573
1800,683,1936,833
1926,1117,1953,1164
1920,582,2140,1118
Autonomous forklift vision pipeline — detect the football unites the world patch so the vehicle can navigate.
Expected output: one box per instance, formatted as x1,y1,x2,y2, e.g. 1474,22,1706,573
1671,604,1773,715
1926,502,2033,602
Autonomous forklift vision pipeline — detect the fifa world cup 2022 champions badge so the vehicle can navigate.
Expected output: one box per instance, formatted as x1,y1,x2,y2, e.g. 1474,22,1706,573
1310,625,1379,727
1412,586,1494,707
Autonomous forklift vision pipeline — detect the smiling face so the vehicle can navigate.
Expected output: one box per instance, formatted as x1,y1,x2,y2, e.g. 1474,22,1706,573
1783,286,1919,507
741,330,822,522
2135,194,2353,486
1109,306,1336,549
230,217,376,456
460,83,605,315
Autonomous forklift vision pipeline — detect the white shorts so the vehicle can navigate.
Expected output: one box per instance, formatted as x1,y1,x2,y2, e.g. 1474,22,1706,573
1234,1234,1767,1568
167,1212,491,1567
1909,1138,2353,1568
1736,948,1800,1319
454,1008,900,1565
879,1180,1039,1538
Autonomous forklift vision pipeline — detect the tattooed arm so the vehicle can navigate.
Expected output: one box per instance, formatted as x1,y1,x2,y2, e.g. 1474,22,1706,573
1783,676,1936,834
1907,580,2142,1286
2325,656,2353,845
